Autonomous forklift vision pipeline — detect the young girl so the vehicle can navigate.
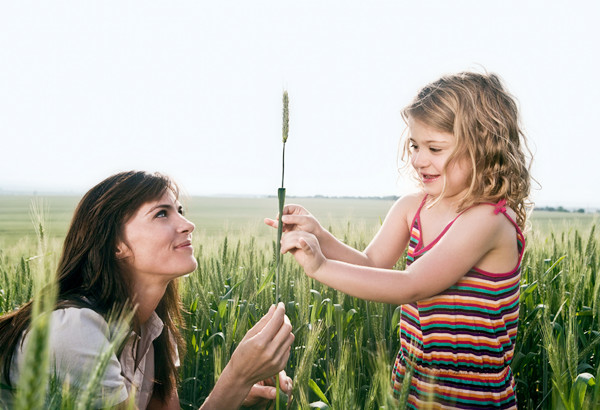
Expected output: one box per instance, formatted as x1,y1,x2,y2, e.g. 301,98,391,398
268,72,530,409
1,171,294,409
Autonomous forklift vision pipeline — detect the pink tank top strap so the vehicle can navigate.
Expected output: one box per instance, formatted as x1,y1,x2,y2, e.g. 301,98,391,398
409,194,429,230
481,199,521,232
444,198,523,241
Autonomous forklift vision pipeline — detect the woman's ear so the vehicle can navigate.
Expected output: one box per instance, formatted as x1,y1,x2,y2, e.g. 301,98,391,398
115,242,131,260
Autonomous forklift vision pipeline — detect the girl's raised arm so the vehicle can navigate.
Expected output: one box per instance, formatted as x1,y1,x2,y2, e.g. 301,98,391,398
281,204,514,305
266,194,417,269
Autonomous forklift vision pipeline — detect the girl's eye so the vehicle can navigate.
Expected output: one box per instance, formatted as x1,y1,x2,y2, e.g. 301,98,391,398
430,147,441,153
410,144,418,150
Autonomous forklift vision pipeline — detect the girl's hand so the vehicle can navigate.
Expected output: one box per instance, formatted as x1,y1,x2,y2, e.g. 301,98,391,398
264,204,324,237
280,231,327,278
241,370,293,409
229,303,295,387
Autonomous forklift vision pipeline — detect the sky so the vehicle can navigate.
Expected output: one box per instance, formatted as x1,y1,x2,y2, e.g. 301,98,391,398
1,1,599,208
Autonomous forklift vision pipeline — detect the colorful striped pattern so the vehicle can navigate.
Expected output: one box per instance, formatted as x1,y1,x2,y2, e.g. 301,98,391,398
392,198,525,409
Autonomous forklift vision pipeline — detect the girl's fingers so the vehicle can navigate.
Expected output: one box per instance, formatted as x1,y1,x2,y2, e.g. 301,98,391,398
280,232,315,255
264,215,298,233
279,233,299,254
299,237,310,252
264,217,277,228
280,214,308,227
282,204,305,215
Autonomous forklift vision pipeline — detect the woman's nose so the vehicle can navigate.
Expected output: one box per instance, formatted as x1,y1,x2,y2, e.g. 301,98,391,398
180,216,195,233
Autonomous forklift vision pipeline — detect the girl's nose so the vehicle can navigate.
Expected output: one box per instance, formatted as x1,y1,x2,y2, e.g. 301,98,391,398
411,150,427,168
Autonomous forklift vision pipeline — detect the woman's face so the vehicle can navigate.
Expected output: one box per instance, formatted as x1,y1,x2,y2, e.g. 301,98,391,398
117,190,197,283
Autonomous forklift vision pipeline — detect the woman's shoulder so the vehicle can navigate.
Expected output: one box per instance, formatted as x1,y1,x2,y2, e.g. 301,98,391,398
14,307,129,407
16,306,127,388
49,306,110,335
19,307,117,360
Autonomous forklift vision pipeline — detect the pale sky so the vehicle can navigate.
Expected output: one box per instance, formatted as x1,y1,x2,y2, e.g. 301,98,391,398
1,1,599,208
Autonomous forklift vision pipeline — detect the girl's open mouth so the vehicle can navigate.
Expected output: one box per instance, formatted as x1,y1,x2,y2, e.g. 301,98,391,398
422,174,440,182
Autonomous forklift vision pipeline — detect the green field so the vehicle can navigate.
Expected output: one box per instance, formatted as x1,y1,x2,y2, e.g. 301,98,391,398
1,195,599,408
0,195,397,248
1,195,597,246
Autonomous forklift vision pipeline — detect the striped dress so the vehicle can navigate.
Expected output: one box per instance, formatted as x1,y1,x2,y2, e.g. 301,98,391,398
392,197,525,409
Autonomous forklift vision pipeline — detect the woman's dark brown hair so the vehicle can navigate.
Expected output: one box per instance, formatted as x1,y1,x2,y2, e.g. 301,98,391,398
0,171,186,402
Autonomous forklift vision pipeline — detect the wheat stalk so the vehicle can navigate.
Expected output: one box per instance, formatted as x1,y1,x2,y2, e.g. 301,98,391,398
14,199,56,410
274,90,289,410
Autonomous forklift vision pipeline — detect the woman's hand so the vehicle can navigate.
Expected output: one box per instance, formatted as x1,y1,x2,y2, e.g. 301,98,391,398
230,303,295,385
264,204,324,237
280,231,327,278
241,370,293,409
200,303,294,410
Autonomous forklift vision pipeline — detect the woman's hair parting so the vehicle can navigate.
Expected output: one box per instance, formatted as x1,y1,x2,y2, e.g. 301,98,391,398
402,71,532,229
0,170,186,401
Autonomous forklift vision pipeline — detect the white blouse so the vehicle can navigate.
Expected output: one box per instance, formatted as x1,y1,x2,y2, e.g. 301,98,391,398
2,307,172,409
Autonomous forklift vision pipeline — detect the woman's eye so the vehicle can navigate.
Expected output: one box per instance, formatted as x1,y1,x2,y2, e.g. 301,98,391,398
178,207,185,216
156,210,167,218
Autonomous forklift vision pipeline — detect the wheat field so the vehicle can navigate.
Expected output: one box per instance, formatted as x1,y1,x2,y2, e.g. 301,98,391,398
0,196,599,409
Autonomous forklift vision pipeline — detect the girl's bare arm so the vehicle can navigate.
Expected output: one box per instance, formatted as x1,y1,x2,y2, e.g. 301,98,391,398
266,194,419,268
281,204,515,305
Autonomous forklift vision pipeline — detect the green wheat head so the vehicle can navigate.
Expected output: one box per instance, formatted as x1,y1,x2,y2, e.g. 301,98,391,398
282,91,289,144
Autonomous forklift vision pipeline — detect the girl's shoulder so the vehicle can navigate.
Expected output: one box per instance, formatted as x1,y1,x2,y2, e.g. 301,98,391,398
388,192,427,221
460,201,519,229
450,202,521,253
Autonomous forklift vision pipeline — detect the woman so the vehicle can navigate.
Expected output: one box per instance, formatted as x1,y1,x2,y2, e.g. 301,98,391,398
0,171,294,409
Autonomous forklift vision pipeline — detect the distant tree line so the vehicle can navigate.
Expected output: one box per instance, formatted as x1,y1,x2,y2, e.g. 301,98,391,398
285,195,400,200
535,206,587,213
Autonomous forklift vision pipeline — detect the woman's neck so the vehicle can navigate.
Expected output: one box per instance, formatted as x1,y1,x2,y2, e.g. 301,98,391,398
131,280,169,325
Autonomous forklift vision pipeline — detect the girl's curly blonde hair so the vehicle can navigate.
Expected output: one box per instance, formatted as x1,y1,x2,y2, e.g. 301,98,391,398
402,71,533,230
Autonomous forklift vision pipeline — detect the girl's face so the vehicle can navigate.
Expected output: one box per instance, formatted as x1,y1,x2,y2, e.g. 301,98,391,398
117,190,197,284
408,118,471,202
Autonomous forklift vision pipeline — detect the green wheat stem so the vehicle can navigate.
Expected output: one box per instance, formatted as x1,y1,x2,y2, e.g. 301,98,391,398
275,90,289,304
281,143,286,189
15,199,56,410
274,90,289,410
276,188,286,303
